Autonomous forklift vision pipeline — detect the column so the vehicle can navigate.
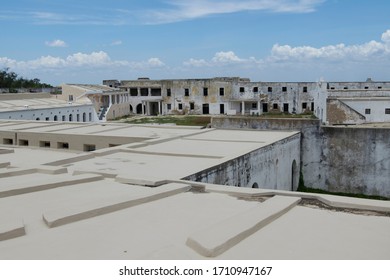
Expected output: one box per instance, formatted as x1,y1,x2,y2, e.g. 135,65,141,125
141,101,145,115
158,101,162,115
242,101,245,115
109,95,113,106
257,101,261,114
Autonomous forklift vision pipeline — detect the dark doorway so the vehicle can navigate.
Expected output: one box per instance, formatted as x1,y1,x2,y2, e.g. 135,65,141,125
136,104,143,114
262,103,268,113
220,104,225,114
150,102,159,115
202,104,209,114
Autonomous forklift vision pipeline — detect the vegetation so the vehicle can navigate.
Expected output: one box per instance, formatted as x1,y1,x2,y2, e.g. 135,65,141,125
123,115,211,127
0,68,52,91
297,172,389,201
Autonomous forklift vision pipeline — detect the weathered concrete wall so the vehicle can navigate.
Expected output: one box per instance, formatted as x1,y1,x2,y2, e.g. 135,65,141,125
327,99,366,125
211,116,323,190
212,116,390,198
321,126,390,197
183,133,301,191
0,93,51,100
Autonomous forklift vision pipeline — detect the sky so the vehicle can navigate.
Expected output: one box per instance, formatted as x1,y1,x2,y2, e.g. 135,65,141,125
0,0,389,85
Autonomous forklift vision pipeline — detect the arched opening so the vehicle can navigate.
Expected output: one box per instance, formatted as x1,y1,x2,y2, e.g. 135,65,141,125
82,112,86,122
130,105,133,114
252,182,259,189
291,160,298,191
69,114,73,121
54,115,58,121
136,104,143,114
36,118,40,121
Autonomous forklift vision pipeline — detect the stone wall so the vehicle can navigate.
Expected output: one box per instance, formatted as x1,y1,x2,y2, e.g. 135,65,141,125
211,116,390,198
183,133,301,191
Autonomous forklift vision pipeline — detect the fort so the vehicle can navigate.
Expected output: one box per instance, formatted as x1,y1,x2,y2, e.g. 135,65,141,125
0,77,389,259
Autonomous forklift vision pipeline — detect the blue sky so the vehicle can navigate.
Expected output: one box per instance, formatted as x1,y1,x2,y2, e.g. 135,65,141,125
1,0,389,85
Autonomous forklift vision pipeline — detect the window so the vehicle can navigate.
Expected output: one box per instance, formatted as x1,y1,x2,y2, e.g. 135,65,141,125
140,88,148,96
184,88,189,96
89,113,92,121
203,87,208,96
219,88,224,96
57,142,69,149
282,87,287,92
84,144,96,152
62,115,66,121
239,87,245,93
302,102,307,109
19,139,29,146
130,88,138,96
39,141,51,148
45,117,49,121
364,86,369,89
385,108,390,114
167,104,171,110
378,86,382,89
365,108,371,114
303,86,308,93
167,88,171,96
273,103,278,110
76,114,80,122
343,86,348,90
262,103,268,113
3,138,13,145
178,103,183,110
268,87,272,93
252,103,257,109
330,87,335,90
190,102,194,110
253,87,258,93
311,102,315,111
68,95,73,101
283,103,289,113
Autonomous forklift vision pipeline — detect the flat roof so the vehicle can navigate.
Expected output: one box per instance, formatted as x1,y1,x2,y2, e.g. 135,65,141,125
0,121,389,259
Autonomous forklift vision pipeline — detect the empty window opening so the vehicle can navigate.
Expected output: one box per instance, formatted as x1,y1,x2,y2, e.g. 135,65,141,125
239,87,245,93
130,88,138,96
69,114,73,121
84,144,96,152
151,88,162,96
184,88,189,96
252,183,259,189
166,88,171,96
57,142,69,149
54,115,58,121
40,141,51,148
330,87,335,90
202,104,209,114
283,103,289,113
178,103,183,110
76,114,80,122
303,86,308,92
220,104,225,114
364,86,369,89
385,108,390,114
45,117,49,121
252,103,257,109
253,87,258,93
365,108,371,114
68,95,73,101
62,115,66,121
190,102,195,110
19,139,29,146
344,86,348,90
3,138,13,145
262,103,268,113
82,113,86,122
268,87,272,92
140,88,149,96
36,118,40,121
203,87,208,96
282,87,287,92
167,104,172,111
219,88,224,96
273,103,278,110
311,102,315,111
378,86,382,89
89,113,92,121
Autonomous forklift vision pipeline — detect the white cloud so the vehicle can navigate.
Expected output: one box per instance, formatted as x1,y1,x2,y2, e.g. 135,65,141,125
183,58,210,67
147,57,165,67
111,40,123,46
270,29,390,62
144,0,324,24
212,51,243,63
45,39,67,47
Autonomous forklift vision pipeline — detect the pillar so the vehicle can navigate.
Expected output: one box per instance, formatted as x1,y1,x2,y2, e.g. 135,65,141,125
242,101,245,115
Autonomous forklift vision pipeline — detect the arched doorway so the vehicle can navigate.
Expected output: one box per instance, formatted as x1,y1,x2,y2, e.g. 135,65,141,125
291,160,298,191
252,182,259,189
54,115,58,121
130,105,133,114
136,104,143,114
82,112,86,122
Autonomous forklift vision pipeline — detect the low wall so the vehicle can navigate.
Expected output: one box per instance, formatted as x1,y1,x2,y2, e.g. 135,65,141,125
183,133,301,191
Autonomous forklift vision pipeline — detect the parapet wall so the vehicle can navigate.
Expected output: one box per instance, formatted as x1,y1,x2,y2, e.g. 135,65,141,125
211,116,390,198
183,133,301,191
